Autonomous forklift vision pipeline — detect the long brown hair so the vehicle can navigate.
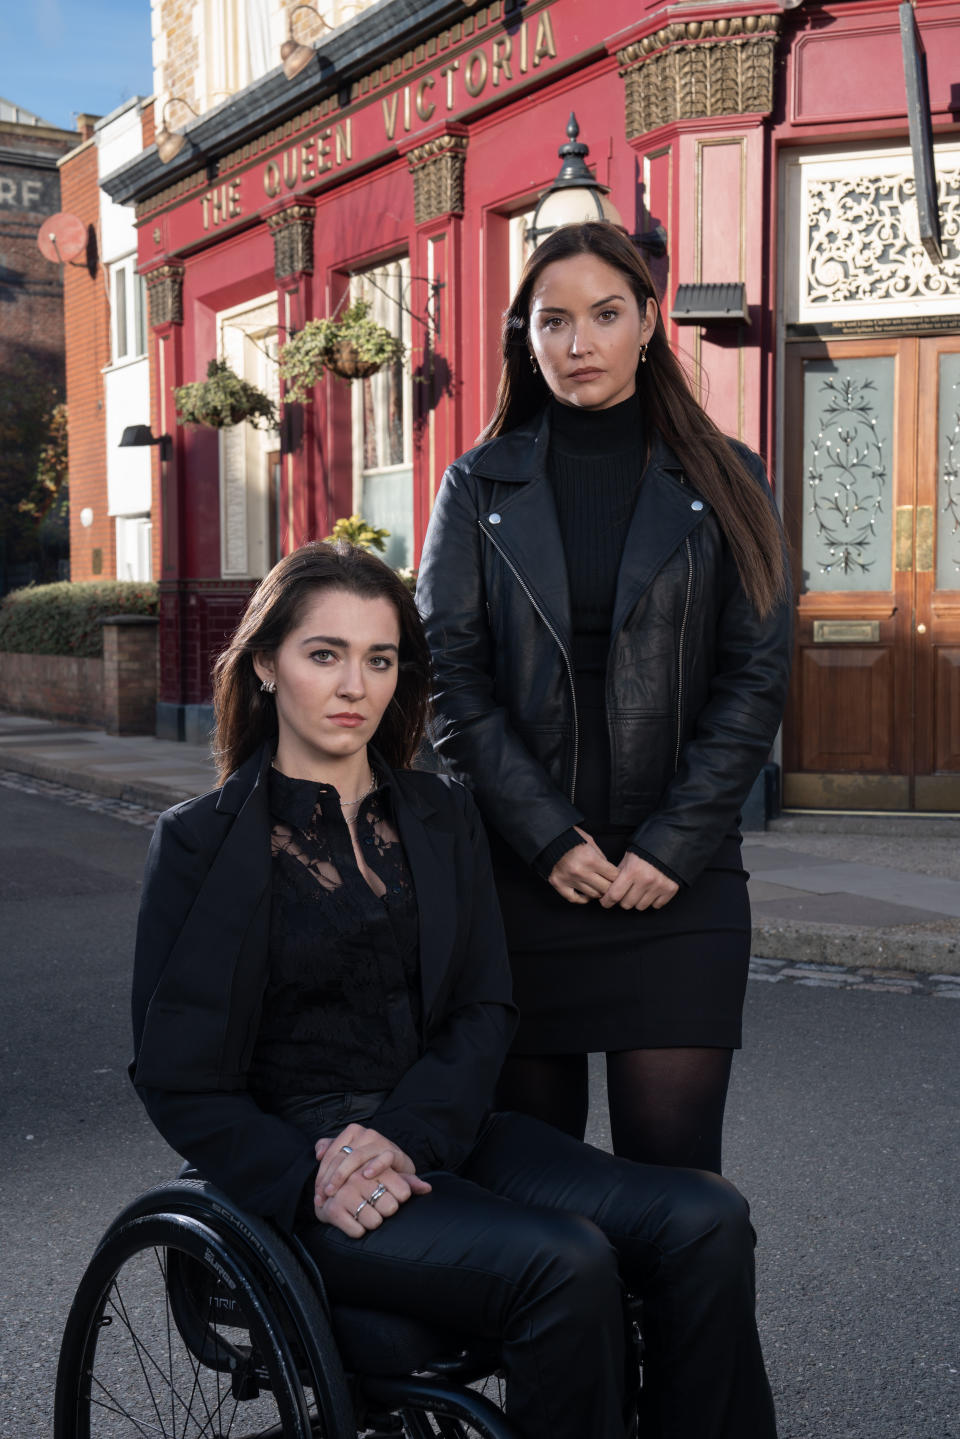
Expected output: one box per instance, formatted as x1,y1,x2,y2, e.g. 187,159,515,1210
485,221,786,616
212,541,431,783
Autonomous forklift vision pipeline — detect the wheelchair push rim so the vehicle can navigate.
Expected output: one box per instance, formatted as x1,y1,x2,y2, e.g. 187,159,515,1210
54,1210,335,1439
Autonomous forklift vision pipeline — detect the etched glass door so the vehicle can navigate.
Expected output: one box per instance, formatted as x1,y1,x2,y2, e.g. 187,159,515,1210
784,336,960,810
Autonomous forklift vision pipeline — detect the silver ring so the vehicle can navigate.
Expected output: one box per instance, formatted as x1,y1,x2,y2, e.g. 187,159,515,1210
341,1145,353,1154
353,1198,369,1219
369,1183,387,1204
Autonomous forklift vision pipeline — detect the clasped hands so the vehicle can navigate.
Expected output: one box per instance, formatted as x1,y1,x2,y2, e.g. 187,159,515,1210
548,827,679,910
312,1122,431,1237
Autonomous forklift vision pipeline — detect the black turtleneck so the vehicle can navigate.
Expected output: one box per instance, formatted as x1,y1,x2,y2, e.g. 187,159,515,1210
533,393,647,877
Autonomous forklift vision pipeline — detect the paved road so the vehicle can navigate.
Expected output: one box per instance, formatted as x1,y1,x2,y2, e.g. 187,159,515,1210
0,778,957,1438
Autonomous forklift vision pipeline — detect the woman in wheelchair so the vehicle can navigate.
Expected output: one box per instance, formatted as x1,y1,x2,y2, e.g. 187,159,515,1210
129,541,777,1439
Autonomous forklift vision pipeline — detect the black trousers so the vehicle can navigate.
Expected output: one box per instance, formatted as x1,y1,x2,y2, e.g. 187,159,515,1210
297,1111,777,1439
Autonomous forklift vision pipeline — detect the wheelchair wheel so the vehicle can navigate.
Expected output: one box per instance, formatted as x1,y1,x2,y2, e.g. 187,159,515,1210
55,1207,355,1438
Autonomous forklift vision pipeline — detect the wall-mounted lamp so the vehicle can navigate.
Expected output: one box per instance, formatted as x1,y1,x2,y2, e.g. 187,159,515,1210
156,98,200,164
121,424,172,461
80,507,94,528
281,4,332,80
526,114,624,248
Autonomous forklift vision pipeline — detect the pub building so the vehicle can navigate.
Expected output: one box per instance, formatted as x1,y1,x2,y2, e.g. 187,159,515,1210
101,0,960,817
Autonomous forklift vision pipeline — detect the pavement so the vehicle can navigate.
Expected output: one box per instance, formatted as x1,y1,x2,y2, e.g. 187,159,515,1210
2,710,959,977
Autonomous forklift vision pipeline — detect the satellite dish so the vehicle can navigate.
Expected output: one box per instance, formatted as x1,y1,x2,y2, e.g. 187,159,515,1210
37,212,87,264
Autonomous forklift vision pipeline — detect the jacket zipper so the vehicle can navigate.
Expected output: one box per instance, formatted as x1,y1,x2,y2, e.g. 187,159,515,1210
675,536,694,772
480,522,580,802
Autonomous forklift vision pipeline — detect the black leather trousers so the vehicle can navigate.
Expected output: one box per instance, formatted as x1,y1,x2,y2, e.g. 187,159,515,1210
297,1111,777,1439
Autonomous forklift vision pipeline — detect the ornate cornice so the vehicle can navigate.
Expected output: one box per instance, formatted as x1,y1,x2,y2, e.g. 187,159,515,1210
265,202,315,279
618,14,782,136
407,131,469,224
145,263,185,327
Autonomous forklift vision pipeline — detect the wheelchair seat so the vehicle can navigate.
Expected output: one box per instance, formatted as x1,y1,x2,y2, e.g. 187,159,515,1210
54,1175,514,1439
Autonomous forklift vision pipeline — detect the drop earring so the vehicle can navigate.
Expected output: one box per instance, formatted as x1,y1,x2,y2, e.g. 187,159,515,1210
529,353,539,374
639,342,649,365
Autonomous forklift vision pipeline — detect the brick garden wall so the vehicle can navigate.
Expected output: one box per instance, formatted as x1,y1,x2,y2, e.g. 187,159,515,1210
0,652,103,725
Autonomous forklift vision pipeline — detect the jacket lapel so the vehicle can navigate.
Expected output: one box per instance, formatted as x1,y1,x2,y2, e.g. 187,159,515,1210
472,410,572,650
611,440,710,639
391,771,458,1027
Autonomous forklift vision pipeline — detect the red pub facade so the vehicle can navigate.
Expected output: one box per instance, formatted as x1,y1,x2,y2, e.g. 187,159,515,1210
102,0,960,815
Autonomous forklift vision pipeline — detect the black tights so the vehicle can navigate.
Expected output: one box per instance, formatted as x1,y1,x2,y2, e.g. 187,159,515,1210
496,1046,734,1173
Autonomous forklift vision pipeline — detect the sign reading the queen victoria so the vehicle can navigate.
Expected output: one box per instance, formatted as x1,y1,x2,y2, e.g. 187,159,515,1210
139,5,561,256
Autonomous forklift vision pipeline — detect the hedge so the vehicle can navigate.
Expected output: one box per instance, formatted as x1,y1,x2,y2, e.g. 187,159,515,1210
0,581,159,658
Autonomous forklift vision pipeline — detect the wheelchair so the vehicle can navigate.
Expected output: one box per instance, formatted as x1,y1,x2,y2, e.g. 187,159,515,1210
55,1174,643,1438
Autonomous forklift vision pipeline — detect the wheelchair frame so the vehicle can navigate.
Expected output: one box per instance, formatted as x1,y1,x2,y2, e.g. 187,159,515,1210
54,1177,517,1439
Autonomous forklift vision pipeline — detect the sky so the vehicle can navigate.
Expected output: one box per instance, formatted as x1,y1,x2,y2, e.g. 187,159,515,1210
1,0,153,135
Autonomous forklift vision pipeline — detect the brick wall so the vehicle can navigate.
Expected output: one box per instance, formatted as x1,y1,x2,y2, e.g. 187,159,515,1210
60,131,114,583
102,617,158,734
0,652,103,725
139,98,164,583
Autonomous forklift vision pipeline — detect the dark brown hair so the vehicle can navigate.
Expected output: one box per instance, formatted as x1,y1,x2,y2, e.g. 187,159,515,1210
485,221,786,616
212,541,431,783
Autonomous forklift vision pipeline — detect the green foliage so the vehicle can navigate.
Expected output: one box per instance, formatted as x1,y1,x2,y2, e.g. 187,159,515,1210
0,580,159,658
324,514,390,554
18,402,69,544
175,359,277,430
0,349,66,581
278,300,405,402
395,567,418,594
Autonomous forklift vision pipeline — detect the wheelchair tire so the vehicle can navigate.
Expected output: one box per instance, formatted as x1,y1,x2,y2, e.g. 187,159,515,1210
55,1206,356,1439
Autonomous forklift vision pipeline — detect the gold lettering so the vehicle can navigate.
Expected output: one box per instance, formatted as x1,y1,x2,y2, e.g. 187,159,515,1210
335,118,352,164
403,85,411,132
519,20,528,73
415,76,436,121
227,179,242,218
211,187,224,225
382,92,399,141
282,149,299,189
532,12,557,67
263,160,281,198
201,193,211,230
491,35,513,85
317,127,332,173
300,137,316,182
464,48,488,98
440,60,459,109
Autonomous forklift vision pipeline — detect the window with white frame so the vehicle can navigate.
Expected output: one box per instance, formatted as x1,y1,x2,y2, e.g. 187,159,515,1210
115,515,153,581
218,297,281,580
110,255,147,364
350,257,413,569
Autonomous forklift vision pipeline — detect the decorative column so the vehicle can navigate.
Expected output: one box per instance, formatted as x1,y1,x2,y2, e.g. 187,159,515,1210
617,14,782,451
265,198,317,552
401,125,468,558
617,14,781,137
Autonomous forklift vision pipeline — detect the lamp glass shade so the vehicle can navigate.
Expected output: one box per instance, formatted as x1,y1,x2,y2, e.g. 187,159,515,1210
281,38,315,79
157,127,186,164
532,186,624,239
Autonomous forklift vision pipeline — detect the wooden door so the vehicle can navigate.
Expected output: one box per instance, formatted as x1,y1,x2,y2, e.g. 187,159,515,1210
914,336,960,809
782,336,960,811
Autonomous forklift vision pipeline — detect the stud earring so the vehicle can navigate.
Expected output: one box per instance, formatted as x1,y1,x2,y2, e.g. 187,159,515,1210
639,342,649,365
260,679,277,694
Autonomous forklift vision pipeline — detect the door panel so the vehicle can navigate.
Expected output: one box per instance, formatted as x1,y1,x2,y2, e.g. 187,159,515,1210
785,335,960,810
783,339,915,808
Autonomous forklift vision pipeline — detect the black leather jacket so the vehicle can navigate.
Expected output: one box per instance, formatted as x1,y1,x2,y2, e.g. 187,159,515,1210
416,408,793,886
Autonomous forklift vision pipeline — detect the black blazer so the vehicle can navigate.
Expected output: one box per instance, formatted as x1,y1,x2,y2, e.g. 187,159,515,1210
131,745,517,1232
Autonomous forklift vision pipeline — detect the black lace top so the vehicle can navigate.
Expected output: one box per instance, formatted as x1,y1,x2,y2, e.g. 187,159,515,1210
248,767,422,1099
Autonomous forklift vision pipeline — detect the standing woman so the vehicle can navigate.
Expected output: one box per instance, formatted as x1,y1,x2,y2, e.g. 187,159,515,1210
417,221,792,1173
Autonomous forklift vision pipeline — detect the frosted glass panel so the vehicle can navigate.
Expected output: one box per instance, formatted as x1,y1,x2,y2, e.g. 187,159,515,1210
801,358,894,592
936,352,960,590
362,467,414,569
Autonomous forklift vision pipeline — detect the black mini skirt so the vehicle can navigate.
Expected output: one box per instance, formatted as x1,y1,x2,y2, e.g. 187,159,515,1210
492,833,750,1055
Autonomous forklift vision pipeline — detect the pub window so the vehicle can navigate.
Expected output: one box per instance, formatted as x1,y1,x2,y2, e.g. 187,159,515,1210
350,257,413,569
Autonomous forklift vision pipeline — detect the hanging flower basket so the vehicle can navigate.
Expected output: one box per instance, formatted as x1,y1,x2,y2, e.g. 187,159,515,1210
278,299,405,401
175,359,277,431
